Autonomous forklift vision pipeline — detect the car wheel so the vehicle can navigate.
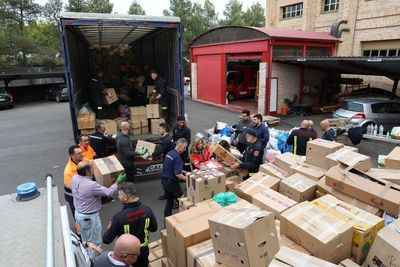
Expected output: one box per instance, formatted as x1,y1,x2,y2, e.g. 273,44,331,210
227,93,235,102
56,96,60,102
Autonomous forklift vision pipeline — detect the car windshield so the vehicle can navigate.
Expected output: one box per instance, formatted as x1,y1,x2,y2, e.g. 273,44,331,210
343,101,364,112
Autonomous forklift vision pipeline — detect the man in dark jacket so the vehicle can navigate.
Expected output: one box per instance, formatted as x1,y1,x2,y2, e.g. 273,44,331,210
232,109,253,153
90,122,115,159
116,122,146,183
250,114,269,147
88,70,106,119
286,120,315,156
103,182,157,267
150,69,168,119
172,115,191,171
152,123,174,158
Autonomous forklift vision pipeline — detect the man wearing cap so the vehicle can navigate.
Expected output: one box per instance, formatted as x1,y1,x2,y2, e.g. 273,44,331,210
230,129,264,180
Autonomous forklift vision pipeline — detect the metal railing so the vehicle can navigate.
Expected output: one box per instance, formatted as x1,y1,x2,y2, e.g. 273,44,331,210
46,175,54,267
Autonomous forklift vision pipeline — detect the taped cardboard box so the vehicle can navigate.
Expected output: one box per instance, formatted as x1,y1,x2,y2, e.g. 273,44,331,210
325,148,371,172
363,218,400,267
384,146,400,169
279,173,317,202
366,168,400,185
305,139,344,169
317,177,381,216
290,164,325,181
93,155,124,187
339,259,361,267
114,117,128,131
77,113,96,129
252,188,297,219
96,119,118,135
270,246,338,267
148,258,164,267
259,163,288,180
140,119,149,134
151,118,165,135
211,143,239,166
219,166,239,177
148,239,164,263
280,201,353,263
279,236,310,255
160,229,168,258
225,180,235,192
209,208,279,267
187,239,225,267
102,88,118,105
129,120,141,135
165,200,222,267
179,197,195,212
234,172,280,202
129,106,147,121
325,165,400,215
274,153,304,174
226,175,242,184
343,145,358,152
186,170,226,203
135,140,156,158
146,104,162,119
312,194,384,264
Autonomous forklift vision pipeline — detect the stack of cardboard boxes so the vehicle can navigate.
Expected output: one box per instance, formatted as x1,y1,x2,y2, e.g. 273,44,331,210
129,106,148,135
146,104,165,136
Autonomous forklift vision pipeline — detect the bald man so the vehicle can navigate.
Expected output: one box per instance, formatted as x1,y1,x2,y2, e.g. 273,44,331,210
286,120,316,156
93,234,141,267
308,120,318,139
320,119,336,141
116,121,146,183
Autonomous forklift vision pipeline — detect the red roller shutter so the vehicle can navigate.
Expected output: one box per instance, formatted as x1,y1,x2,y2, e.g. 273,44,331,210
197,54,224,104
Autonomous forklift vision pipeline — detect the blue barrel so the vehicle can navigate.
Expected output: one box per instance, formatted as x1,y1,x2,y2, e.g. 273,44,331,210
16,182,40,201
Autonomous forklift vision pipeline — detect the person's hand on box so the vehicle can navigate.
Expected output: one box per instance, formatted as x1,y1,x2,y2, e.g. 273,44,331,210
137,148,148,155
230,162,240,170
116,172,126,183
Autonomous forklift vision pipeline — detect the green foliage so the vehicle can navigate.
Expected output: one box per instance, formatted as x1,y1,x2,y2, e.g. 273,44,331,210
87,0,113,13
44,0,63,24
242,2,265,27
220,0,265,27
66,0,88,12
129,2,145,15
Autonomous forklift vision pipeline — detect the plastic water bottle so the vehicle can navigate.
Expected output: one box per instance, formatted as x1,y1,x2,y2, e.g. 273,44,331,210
373,125,378,136
379,125,384,136
386,132,390,139
367,125,372,135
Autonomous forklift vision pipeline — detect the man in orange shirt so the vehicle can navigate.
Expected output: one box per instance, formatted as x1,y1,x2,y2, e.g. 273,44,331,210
64,145,83,219
79,134,95,162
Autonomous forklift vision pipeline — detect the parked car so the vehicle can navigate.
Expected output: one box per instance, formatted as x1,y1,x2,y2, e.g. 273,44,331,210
0,88,13,109
333,98,400,132
45,85,69,102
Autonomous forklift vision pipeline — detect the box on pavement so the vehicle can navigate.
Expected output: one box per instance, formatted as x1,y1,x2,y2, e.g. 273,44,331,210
384,147,400,169
344,145,358,152
129,120,141,135
312,194,384,264
234,172,280,202
270,246,338,267
102,88,118,105
146,104,162,119
280,201,353,263
317,177,381,216
186,170,226,203
290,163,325,181
135,140,157,157
93,155,124,187
325,165,400,215
279,235,310,255
187,239,225,267
363,218,400,267
274,153,304,174
160,230,168,258
259,163,288,180
129,106,147,121
366,168,400,185
252,188,297,219
114,117,128,131
148,239,164,263
77,113,96,129
279,173,317,202
325,148,371,172
305,139,344,169
97,119,118,135
209,208,279,267
165,200,222,267
211,143,239,165
339,259,361,267
179,197,195,212
150,118,165,135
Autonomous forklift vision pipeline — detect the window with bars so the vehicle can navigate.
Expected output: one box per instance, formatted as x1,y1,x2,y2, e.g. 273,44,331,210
282,3,303,19
363,49,399,57
324,0,339,12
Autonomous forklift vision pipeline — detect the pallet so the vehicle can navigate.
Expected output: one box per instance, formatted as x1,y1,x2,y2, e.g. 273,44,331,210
262,115,281,127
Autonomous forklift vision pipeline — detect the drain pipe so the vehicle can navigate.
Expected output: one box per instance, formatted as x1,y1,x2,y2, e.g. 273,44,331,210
46,174,54,267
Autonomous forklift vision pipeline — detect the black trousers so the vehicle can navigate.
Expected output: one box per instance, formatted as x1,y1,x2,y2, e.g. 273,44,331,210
162,179,183,217
64,186,75,220
124,164,135,183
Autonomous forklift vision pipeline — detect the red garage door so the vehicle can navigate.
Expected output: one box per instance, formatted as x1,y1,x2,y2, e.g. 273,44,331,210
197,54,224,104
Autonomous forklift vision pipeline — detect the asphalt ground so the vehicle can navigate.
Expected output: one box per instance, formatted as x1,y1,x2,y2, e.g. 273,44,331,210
0,98,396,251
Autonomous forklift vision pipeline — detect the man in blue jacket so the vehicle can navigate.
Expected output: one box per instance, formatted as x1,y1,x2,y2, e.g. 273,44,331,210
250,114,269,147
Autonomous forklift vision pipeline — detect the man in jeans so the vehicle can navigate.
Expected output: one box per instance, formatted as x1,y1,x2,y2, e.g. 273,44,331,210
161,138,188,217
70,161,119,260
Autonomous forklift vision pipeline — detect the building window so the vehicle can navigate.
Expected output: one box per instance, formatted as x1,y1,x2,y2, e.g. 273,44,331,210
324,0,339,12
282,3,303,19
363,49,399,57
273,45,303,58
306,46,331,56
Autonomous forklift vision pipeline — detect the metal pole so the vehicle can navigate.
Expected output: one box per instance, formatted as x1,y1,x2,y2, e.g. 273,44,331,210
46,175,54,267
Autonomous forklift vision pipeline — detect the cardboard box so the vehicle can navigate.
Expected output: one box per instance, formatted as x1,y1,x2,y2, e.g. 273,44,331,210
305,139,344,169
226,175,242,184
113,117,128,131
179,197,195,212
129,120,141,135
160,230,168,259
147,85,155,99
279,236,310,255
366,168,400,185
161,258,169,267
325,165,400,215
148,239,164,263
270,246,338,267
97,119,118,135
151,118,165,135
290,164,325,181
135,140,157,156
129,106,147,121
80,128,95,135
141,119,149,134
384,147,400,169
219,166,239,177
166,201,222,267
363,219,400,267
211,143,239,166
77,113,96,129
253,188,297,219
225,180,235,192
280,201,353,263
279,173,317,202
274,153,305,174
186,170,226,203
344,146,358,152
93,155,124,187
325,148,371,172
187,239,225,267
146,104,162,119
259,163,288,180
102,88,118,105
209,208,279,267
149,258,163,267
317,177,381,216
234,172,280,202
339,259,361,267
312,194,384,264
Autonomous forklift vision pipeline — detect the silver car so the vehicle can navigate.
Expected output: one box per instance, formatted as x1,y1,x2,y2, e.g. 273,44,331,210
333,98,400,132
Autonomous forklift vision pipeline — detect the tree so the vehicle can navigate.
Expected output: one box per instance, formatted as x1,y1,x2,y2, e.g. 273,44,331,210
243,2,265,27
44,0,63,25
66,0,88,12
220,0,244,26
129,1,145,15
87,0,113,13
203,0,218,28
